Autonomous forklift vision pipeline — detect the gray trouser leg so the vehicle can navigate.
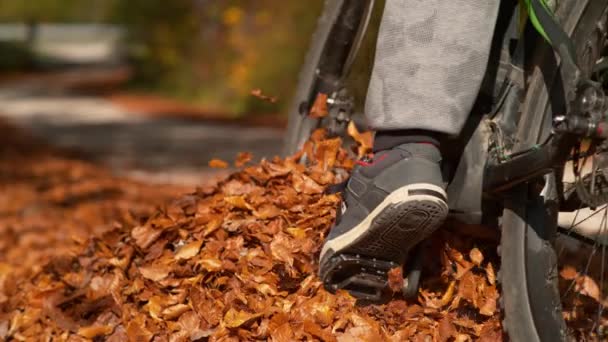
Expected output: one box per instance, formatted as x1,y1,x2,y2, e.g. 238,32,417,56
365,0,500,135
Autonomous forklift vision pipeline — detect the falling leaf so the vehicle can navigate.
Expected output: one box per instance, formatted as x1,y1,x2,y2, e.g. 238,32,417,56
387,267,404,293
560,266,578,280
469,248,484,266
347,121,374,158
309,93,328,118
485,262,496,285
439,281,457,307
251,88,278,103
235,152,253,167
209,159,229,169
579,275,601,302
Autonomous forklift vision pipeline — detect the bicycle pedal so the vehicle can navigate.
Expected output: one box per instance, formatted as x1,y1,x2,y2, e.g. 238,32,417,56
320,254,399,303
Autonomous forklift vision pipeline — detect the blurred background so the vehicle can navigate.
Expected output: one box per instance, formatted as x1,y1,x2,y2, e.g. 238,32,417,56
0,0,327,184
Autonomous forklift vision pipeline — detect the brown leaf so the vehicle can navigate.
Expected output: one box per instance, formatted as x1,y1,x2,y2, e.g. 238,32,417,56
162,304,190,320
347,121,374,158
560,265,578,280
387,267,404,293
479,286,499,316
469,248,484,266
439,281,457,307
485,262,496,285
438,317,457,342
78,325,114,339
251,88,278,103
131,225,163,249
223,308,262,328
198,258,223,272
303,320,337,342
139,265,171,282
175,240,203,260
270,234,295,266
270,323,294,342
292,172,324,194
253,203,282,219
579,275,601,302
224,196,253,210
309,93,328,118
235,152,253,167
126,319,154,342
209,159,229,169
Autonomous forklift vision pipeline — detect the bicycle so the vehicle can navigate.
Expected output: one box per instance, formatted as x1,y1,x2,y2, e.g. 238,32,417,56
284,0,608,340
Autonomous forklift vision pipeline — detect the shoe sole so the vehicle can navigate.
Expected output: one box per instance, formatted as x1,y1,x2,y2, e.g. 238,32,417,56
320,183,448,264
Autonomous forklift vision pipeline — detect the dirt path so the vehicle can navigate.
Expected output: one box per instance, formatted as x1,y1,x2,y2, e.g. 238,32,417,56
0,69,283,186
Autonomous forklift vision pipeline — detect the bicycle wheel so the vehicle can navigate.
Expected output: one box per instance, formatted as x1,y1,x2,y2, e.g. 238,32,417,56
283,0,374,156
501,0,608,340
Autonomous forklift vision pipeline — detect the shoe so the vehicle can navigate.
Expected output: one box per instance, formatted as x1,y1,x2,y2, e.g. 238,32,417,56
319,143,448,300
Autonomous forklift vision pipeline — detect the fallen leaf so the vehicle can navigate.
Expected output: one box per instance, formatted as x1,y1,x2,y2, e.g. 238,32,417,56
175,240,203,260
479,286,499,316
131,225,162,249
162,304,190,320
78,325,114,339
223,308,262,328
438,316,457,342
198,258,223,272
224,196,253,210
139,265,170,282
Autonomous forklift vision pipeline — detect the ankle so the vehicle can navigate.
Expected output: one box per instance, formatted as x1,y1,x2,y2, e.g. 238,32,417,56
373,129,444,153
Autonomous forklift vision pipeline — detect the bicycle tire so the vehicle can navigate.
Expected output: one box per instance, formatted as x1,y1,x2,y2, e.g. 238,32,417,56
501,1,608,341
283,0,345,156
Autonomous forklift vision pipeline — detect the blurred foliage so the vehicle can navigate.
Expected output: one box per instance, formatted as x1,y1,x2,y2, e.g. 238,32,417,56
0,0,118,22
114,0,325,115
0,0,329,116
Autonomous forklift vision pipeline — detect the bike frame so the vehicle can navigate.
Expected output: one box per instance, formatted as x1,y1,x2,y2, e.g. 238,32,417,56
316,0,594,222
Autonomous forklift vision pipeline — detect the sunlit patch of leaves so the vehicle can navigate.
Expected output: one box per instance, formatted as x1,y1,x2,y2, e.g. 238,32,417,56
0,129,605,341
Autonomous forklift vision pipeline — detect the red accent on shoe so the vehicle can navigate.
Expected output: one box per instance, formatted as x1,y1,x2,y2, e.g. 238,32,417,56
356,153,387,167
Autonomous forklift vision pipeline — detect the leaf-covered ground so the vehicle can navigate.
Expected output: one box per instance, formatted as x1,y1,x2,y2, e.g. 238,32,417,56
0,125,604,341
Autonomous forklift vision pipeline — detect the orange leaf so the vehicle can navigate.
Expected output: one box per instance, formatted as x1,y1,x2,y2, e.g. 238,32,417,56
175,240,203,260
347,121,374,158
469,248,484,266
209,159,229,169
223,308,262,328
78,325,114,339
309,93,328,118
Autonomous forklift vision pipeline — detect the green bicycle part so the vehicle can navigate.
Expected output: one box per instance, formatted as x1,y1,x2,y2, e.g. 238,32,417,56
522,0,578,65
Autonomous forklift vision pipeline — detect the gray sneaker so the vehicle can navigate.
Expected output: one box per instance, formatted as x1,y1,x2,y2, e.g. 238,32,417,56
319,143,448,301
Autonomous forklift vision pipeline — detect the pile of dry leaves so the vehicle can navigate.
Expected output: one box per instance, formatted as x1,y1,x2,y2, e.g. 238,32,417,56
0,125,604,341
